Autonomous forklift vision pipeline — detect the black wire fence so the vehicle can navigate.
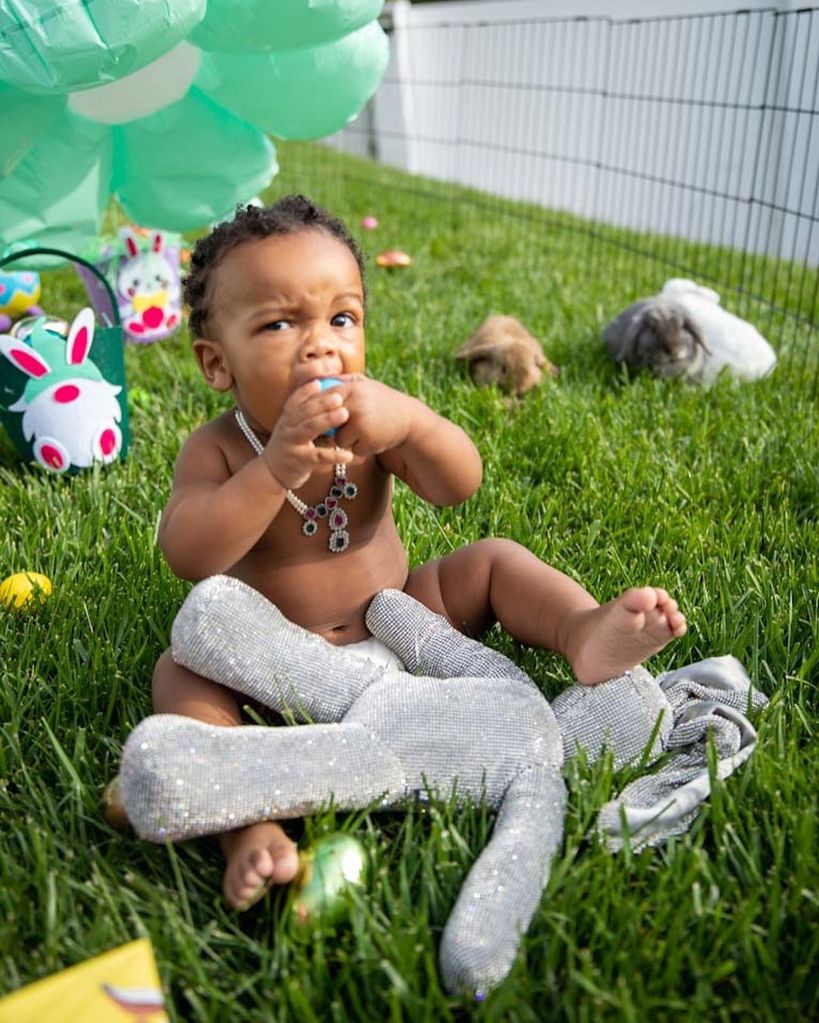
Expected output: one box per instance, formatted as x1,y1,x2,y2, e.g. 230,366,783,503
311,5,818,397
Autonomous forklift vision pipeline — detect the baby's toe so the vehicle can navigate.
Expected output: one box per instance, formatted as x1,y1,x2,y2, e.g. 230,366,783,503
668,610,687,636
622,586,660,614
225,850,274,909
270,843,300,884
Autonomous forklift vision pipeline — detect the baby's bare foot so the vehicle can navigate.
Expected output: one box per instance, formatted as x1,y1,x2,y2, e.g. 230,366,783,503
220,820,300,910
566,586,687,685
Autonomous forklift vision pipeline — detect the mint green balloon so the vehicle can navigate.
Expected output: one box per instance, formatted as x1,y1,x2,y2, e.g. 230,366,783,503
112,89,277,230
0,0,206,93
0,108,111,257
191,0,383,53
198,21,389,140
0,83,64,178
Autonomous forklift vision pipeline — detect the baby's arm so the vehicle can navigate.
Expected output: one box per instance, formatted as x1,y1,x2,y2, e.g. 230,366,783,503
334,376,482,506
160,380,351,579
159,427,288,580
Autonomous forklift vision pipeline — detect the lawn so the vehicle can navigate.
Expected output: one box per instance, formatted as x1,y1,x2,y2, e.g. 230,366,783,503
1,140,817,1021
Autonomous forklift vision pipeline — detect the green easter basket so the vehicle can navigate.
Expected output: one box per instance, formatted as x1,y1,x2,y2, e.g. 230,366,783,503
0,247,129,473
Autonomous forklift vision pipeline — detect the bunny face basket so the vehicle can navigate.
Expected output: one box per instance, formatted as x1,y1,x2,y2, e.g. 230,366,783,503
0,247,130,474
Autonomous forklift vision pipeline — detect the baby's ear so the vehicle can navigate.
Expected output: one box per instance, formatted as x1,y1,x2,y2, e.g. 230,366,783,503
193,338,233,391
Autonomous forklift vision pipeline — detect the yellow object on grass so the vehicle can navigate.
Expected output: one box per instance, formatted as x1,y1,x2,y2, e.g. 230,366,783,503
0,571,52,609
0,938,168,1022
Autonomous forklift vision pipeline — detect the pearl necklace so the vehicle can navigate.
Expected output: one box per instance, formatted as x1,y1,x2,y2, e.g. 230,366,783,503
234,408,357,553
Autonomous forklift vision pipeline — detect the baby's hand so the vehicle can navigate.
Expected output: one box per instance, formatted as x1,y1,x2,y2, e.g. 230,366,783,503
261,379,352,489
332,376,413,456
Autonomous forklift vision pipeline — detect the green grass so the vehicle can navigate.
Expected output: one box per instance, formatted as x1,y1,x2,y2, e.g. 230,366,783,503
1,141,817,1021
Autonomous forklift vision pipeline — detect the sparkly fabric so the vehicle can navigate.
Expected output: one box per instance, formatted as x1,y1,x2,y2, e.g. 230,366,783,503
120,577,767,997
596,655,768,850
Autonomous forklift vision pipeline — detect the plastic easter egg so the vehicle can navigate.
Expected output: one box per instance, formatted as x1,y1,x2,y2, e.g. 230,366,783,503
361,216,378,230
0,572,52,609
376,249,411,268
0,271,40,319
289,833,367,930
101,776,131,831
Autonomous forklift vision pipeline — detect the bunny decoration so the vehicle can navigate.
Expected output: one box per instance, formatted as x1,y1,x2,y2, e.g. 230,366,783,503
0,309,124,472
116,227,182,343
603,278,777,385
117,578,766,998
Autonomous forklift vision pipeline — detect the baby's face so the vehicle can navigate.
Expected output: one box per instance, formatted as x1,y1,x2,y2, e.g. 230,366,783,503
196,229,366,430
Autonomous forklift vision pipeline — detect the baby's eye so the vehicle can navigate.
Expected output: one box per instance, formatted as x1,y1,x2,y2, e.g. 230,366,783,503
331,313,354,328
263,320,290,332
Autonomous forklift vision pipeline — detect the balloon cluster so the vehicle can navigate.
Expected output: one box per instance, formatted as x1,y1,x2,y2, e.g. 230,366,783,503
0,0,388,256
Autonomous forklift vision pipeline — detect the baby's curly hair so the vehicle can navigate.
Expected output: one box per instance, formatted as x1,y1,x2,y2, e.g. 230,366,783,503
183,195,366,337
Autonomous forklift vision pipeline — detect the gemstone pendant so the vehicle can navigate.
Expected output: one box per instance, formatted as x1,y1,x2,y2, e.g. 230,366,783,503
329,530,350,552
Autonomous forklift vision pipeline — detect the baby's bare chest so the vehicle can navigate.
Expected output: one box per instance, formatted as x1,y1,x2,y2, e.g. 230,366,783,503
229,461,409,641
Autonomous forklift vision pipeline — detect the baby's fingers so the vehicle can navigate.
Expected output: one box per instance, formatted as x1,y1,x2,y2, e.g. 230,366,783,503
297,402,350,442
313,442,354,466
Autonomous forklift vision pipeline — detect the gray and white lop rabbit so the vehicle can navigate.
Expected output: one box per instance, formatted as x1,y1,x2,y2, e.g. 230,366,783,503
603,278,776,385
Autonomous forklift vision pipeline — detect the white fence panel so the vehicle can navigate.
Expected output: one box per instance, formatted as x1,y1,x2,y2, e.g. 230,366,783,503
325,0,819,266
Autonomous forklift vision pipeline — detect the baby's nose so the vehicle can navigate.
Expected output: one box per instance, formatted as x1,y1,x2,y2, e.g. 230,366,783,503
301,328,336,359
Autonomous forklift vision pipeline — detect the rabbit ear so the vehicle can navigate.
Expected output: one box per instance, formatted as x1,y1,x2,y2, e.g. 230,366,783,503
0,335,51,377
683,314,711,354
66,308,96,365
455,335,505,360
119,227,140,259
150,231,165,254
603,301,651,363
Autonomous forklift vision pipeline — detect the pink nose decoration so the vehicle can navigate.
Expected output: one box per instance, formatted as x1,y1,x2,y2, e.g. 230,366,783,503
53,384,80,403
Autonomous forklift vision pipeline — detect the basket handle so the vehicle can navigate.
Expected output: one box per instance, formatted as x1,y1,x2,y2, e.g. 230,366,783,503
0,246,122,328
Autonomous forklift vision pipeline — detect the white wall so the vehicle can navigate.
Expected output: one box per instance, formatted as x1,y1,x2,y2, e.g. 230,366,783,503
327,0,819,266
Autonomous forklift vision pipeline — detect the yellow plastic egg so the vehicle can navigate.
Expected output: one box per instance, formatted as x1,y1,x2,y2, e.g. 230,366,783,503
0,572,53,609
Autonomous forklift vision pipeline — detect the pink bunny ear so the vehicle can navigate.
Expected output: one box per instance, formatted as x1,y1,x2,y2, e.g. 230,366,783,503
120,227,140,259
66,308,96,365
0,335,51,377
151,231,165,254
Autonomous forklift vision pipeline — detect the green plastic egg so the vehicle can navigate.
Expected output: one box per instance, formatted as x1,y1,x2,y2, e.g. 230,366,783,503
289,833,367,930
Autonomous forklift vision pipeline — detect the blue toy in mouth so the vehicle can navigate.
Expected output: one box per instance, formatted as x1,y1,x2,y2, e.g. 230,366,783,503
319,377,342,436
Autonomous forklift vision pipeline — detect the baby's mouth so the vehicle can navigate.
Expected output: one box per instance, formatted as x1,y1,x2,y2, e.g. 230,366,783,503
294,363,343,388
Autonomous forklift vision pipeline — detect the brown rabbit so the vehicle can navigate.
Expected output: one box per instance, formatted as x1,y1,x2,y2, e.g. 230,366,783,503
456,315,558,396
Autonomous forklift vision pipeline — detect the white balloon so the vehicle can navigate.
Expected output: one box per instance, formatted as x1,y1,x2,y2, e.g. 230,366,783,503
67,43,201,125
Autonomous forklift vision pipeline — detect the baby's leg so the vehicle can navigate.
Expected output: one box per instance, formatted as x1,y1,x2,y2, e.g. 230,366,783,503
405,538,686,684
152,650,300,909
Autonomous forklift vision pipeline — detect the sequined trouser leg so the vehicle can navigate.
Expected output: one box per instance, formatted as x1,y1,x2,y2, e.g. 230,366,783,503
171,575,392,723
120,714,405,843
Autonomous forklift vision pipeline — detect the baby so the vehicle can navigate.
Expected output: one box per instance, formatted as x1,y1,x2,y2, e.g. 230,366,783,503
151,195,686,909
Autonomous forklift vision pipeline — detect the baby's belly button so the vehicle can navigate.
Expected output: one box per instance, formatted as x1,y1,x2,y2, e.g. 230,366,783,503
319,621,369,645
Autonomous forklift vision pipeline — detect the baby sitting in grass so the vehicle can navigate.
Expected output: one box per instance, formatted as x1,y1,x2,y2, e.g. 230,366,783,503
150,195,687,909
